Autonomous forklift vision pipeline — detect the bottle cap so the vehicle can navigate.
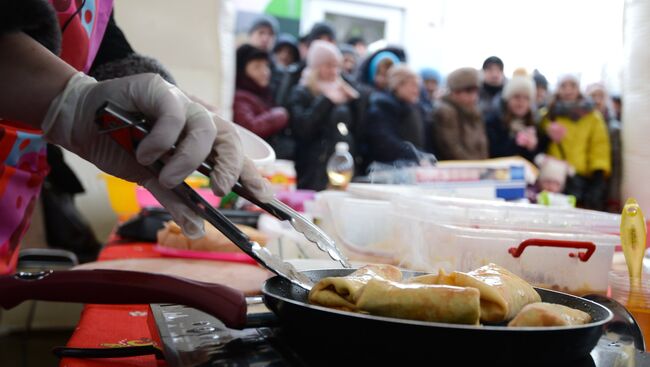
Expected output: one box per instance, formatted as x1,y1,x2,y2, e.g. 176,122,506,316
335,142,349,153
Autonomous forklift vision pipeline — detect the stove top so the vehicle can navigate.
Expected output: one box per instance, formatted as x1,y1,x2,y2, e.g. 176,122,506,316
150,303,650,367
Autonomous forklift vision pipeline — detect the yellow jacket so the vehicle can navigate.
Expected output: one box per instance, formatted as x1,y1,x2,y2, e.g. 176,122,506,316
541,110,611,177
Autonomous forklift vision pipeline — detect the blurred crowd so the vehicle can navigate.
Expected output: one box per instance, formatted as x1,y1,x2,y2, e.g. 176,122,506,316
234,16,622,212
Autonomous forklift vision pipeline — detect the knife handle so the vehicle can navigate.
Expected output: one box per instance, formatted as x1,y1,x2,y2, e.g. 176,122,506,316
0,270,247,329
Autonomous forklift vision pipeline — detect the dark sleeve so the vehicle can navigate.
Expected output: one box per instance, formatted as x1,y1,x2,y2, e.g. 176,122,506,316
485,115,538,162
365,105,419,163
233,95,288,138
289,87,334,141
89,11,134,72
0,0,61,54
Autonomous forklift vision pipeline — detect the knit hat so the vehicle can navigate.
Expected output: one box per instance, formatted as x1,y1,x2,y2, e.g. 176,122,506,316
248,15,279,35
585,82,607,96
482,56,504,71
502,75,536,100
533,69,548,90
387,64,418,91
557,72,581,87
308,22,336,43
272,33,300,62
236,44,269,75
420,67,442,83
339,43,357,57
446,67,480,91
306,40,342,68
368,51,401,84
536,154,574,188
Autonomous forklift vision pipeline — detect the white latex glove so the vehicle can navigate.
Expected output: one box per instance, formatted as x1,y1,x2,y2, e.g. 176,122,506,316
42,72,272,238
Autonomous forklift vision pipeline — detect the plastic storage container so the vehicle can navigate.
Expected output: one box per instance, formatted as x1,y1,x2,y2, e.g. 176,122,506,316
314,190,620,294
393,194,621,235
392,209,619,295
312,191,398,263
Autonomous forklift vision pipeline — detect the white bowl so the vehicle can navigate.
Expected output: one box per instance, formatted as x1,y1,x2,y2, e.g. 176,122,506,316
234,124,276,166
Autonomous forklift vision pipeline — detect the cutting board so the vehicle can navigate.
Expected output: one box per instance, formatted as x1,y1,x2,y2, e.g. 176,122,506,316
74,258,272,296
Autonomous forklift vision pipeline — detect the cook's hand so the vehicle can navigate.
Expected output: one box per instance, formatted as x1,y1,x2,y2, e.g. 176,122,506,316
42,72,272,238
546,122,567,143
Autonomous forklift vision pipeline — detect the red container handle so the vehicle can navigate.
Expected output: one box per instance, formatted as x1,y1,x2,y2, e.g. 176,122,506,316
508,238,596,262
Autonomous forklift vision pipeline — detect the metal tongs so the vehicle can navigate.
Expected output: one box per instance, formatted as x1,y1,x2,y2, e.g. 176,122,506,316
95,103,351,290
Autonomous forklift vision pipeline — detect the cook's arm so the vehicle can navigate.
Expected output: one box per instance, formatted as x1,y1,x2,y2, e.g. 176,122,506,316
0,32,75,127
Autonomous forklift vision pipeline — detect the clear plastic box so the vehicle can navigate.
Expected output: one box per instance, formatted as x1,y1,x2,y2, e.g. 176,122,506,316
315,190,620,294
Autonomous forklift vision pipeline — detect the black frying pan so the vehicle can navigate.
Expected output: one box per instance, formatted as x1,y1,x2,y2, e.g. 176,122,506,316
262,269,614,366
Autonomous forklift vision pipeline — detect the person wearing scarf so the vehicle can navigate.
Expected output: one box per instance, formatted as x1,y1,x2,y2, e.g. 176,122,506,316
485,73,540,162
364,65,426,165
432,67,488,160
540,73,611,210
233,44,288,139
288,40,361,191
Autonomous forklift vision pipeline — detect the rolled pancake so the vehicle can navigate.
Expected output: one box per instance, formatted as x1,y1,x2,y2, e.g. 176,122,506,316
356,279,481,324
308,264,402,311
407,269,454,285
157,220,267,252
508,302,591,327
451,264,541,323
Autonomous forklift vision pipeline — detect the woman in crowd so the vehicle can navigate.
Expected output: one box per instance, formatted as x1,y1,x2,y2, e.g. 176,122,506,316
233,44,289,142
364,65,426,165
288,40,362,190
586,82,622,212
431,67,488,160
272,33,300,69
357,47,406,92
540,74,611,210
485,74,540,162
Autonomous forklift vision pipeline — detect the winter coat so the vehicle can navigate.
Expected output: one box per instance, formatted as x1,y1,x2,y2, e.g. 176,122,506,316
289,85,359,191
233,89,287,139
479,83,503,118
432,96,488,160
484,107,539,162
364,91,424,164
540,102,611,177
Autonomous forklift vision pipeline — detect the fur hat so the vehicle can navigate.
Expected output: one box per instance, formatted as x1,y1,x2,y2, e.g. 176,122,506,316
502,75,536,100
248,15,279,35
388,64,418,91
446,67,480,92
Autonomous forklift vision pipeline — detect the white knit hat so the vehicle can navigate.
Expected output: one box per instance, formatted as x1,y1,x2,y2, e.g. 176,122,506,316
502,75,535,100
556,72,581,87
535,154,574,187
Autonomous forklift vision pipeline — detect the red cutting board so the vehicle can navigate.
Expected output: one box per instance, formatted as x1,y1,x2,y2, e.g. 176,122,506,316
73,258,272,296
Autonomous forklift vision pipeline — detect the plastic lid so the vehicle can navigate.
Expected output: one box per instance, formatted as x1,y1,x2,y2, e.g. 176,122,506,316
335,142,349,153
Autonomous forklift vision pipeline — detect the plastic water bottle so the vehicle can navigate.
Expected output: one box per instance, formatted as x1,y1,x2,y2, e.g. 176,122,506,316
326,142,354,190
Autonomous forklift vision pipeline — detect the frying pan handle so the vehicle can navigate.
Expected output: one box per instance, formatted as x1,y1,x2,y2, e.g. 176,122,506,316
0,269,247,329
508,238,596,262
